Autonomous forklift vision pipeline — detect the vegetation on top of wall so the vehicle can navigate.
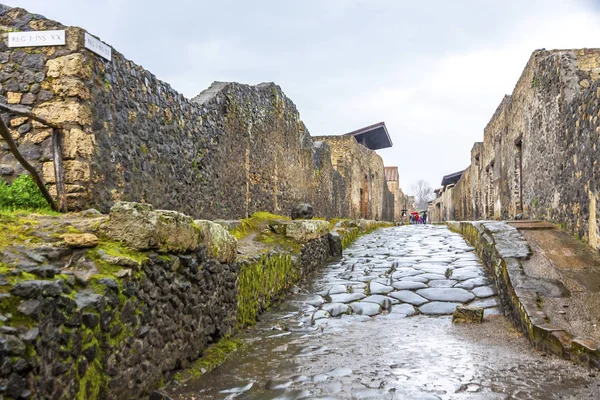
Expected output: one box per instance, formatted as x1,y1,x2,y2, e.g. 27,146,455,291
0,174,52,212
230,211,290,240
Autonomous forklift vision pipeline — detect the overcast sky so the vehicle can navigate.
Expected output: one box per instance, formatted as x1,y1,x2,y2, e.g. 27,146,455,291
9,0,600,194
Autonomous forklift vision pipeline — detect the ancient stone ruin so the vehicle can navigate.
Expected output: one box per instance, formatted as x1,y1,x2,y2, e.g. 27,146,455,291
430,49,600,251
0,6,411,223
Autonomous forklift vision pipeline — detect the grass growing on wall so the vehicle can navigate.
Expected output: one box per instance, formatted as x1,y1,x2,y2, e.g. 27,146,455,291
236,253,297,329
0,174,51,211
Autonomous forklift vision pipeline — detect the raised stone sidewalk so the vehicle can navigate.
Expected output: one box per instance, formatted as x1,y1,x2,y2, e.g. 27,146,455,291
450,220,600,369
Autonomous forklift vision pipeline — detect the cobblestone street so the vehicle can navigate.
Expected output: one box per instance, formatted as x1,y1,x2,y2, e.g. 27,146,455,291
171,225,600,399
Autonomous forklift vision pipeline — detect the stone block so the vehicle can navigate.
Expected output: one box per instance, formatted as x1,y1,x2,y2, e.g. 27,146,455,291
102,202,200,253
26,128,52,144
43,160,91,183
214,220,241,231
51,77,90,99
32,101,92,126
285,220,330,243
328,231,342,257
452,306,484,323
193,220,237,263
63,128,95,159
7,92,21,104
10,117,28,127
60,233,99,248
46,53,91,79
291,203,314,220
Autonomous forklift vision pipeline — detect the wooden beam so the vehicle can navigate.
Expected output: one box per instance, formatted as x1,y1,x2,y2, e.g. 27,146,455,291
52,127,67,212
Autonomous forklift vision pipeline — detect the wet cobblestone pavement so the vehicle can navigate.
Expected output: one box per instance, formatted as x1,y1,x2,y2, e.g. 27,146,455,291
168,225,600,399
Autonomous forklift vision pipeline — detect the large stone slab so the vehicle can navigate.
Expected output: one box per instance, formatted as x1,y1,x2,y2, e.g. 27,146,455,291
416,288,475,303
321,303,351,317
102,202,200,253
285,220,330,243
419,302,461,315
362,295,397,309
369,282,394,295
392,281,427,290
194,220,238,263
389,290,428,306
349,302,382,316
328,293,366,304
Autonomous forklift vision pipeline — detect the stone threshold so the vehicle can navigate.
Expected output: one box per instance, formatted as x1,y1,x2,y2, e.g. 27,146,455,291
448,221,600,369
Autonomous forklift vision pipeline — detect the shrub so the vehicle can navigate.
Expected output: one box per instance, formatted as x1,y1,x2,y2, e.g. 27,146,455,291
0,174,50,210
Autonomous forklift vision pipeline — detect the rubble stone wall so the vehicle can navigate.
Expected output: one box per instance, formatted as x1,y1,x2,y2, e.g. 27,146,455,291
432,49,600,250
314,135,393,221
0,6,396,221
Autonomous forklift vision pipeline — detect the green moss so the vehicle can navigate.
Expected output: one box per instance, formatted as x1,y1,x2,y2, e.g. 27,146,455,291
140,144,148,155
341,228,361,249
236,253,297,329
230,211,290,240
173,337,244,382
0,293,34,328
0,214,41,249
95,241,148,265
76,360,106,400
256,231,301,253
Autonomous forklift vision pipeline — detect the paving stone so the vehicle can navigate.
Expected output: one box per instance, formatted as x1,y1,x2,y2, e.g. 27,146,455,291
400,275,429,283
454,277,490,290
390,303,417,316
472,285,496,298
427,279,458,288
391,270,422,280
362,295,398,309
321,303,351,317
369,282,393,295
419,302,462,315
417,288,475,303
328,293,366,304
392,281,428,290
328,285,348,295
484,307,502,317
418,273,448,281
468,297,500,309
349,302,382,316
388,290,429,306
311,310,330,323
451,268,484,281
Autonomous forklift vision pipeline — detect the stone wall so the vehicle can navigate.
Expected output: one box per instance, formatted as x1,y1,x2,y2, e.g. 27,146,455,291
432,49,600,250
0,201,396,399
0,6,399,222
314,135,394,221
450,220,600,369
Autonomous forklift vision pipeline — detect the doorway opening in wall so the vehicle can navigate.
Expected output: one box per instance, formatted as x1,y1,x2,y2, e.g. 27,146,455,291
515,135,523,215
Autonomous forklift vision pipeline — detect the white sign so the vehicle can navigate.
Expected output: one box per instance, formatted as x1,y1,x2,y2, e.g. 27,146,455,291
84,32,112,61
8,30,65,47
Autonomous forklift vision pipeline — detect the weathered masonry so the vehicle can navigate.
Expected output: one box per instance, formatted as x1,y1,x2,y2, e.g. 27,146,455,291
430,48,600,251
0,6,407,222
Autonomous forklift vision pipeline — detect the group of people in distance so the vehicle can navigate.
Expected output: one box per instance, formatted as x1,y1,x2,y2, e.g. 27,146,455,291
409,211,427,224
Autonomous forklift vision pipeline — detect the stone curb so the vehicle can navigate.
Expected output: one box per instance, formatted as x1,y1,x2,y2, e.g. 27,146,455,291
448,221,600,369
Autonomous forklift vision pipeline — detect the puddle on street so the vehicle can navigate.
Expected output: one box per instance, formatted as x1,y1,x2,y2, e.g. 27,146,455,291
167,226,600,399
